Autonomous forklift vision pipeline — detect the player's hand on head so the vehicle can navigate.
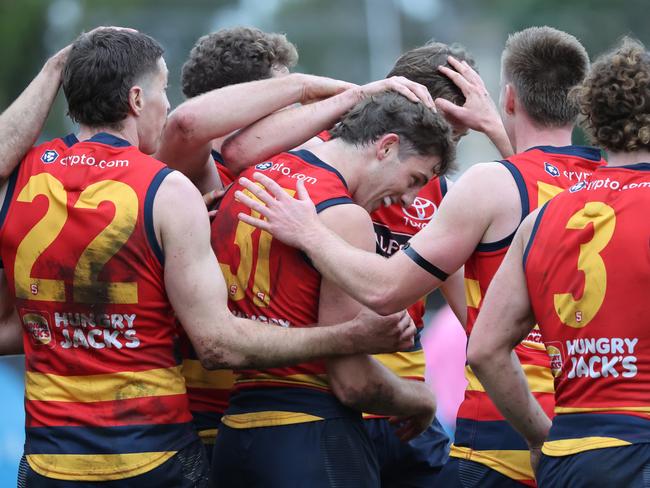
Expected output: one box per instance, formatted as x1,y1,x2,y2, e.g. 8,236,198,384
347,308,416,355
298,74,358,104
236,172,319,250
435,56,502,135
356,77,435,109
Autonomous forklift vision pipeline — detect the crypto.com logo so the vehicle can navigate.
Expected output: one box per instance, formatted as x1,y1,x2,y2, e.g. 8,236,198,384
402,197,437,221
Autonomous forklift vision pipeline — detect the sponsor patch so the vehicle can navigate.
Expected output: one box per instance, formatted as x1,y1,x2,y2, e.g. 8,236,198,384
255,162,273,171
41,150,59,164
21,310,55,348
544,162,560,177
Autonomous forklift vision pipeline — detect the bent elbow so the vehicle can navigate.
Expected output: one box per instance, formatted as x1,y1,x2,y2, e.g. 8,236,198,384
166,109,198,146
219,138,249,176
367,289,403,316
466,341,490,373
329,377,367,410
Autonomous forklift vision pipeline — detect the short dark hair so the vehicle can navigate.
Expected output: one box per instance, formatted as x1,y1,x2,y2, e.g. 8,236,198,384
573,38,650,152
63,29,164,129
501,26,589,127
387,41,476,105
181,26,298,98
330,92,455,176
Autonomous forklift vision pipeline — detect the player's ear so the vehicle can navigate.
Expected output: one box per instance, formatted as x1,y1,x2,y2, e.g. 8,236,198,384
504,83,516,116
376,133,400,161
128,85,144,117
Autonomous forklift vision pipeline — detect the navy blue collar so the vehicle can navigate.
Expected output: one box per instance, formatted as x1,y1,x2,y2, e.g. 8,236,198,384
600,162,650,171
289,149,348,188
61,132,132,148
526,145,602,161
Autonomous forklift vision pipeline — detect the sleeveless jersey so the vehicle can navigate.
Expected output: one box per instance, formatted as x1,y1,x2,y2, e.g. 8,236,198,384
524,163,650,457
178,147,235,446
364,176,448,419
211,149,355,429
451,146,605,485
0,133,197,481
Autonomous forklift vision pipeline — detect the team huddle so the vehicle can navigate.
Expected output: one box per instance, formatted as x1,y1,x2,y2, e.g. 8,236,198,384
0,21,647,488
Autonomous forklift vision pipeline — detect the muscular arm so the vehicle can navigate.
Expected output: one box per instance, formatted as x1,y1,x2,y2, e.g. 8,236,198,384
237,164,506,314
0,271,22,355
155,74,352,193
318,204,435,423
221,77,436,173
156,171,413,370
0,45,70,180
440,267,467,327
466,210,551,449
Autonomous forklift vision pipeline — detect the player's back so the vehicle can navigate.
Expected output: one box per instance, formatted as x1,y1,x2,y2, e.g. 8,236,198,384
0,133,197,481
452,145,605,485
525,162,650,457
212,149,354,428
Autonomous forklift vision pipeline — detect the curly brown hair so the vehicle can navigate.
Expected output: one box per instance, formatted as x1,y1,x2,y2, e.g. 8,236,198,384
387,41,476,105
330,92,456,177
181,26,298,98
573,38,650,152
502,26,589,127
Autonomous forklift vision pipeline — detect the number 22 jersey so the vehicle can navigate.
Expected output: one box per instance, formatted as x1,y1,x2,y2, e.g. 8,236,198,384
0,133,197,481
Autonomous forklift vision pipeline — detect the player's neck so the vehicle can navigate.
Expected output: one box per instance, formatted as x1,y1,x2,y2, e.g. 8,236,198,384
77,120,139,147
607,150,650,167
513,120,574,154
307,140,366,192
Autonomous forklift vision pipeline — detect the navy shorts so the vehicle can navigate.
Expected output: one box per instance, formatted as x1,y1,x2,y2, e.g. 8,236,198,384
435,457,529,488
537,443,650,488
18,439,210,487
211,417,379,488
363,417,449,487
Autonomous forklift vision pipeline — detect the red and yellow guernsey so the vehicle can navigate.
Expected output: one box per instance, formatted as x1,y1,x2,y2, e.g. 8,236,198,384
0,133,197,481
211,149,355,429
365,176,448,418
524,163,650,457
453,146,605,485
179,148,236,446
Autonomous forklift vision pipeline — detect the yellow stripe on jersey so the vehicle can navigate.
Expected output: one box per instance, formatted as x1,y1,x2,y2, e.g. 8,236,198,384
198,429,219,444
27,451,176,481
222,411,323,429
465,364,554,394
25,366,186,403
542,437,631,456
235,373,329,390
555,406,650,415
465,278,482,309
537,181,565,207
182,359,235,389
450,445,533,482
372,350,426,379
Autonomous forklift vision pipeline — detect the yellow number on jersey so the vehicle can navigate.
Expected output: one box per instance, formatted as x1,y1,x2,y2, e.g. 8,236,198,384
553,202,616,328
537,181,564,207
220,184,295,308
14,175,139,303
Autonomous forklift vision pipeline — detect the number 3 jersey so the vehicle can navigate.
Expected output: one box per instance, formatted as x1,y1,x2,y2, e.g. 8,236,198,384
524,163,650,457
211,149,354,429
453,146,605,485
0,133,197,481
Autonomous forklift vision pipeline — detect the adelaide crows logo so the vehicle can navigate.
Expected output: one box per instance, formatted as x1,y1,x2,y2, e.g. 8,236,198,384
544,162,560,177
255,161,273,171
41,150,59,164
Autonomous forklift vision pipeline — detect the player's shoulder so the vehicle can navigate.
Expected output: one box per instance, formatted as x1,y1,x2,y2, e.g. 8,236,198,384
453,160,515,195
26,135,76,164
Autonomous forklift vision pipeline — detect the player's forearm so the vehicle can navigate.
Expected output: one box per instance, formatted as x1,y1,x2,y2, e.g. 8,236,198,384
302,223,407,314
440,267,467,327
330,356,434,416
0,49,67,179
484,121,514,159
221,89,360,174
0,310,24,355
469,349,551,447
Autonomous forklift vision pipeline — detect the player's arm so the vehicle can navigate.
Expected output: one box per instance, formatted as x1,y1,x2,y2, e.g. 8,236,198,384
440,267,467,327
220,77,435,172
466,209,551,462
236,163,498,315
155,74,354,193
318,203,435,440
435,56,514,158
0,271,22,355
156,171,415,370
0,44,71,180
